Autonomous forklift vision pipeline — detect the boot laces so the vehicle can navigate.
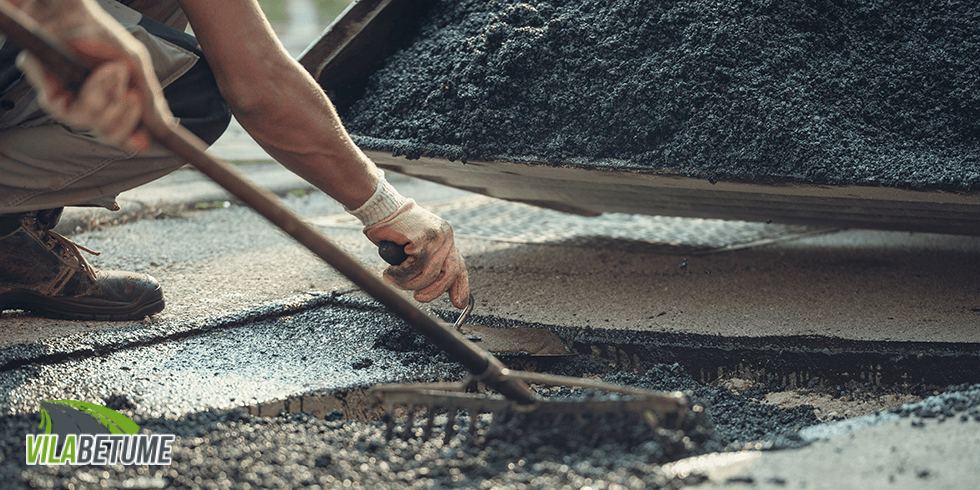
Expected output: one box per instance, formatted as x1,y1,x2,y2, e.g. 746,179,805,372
41,229,101,283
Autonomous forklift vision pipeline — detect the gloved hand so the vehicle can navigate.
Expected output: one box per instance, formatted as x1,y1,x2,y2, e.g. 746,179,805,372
348,173,470,308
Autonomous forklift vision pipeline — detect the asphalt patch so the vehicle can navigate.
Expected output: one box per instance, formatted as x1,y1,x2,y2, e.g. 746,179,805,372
5,380,980,489
3,296,979,488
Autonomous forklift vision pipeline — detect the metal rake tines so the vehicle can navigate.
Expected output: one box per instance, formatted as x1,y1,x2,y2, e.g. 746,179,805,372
368,374,693,443
372,384,513,441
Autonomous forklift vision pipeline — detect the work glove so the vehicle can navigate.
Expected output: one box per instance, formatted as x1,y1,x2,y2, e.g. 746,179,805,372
348,173,470,309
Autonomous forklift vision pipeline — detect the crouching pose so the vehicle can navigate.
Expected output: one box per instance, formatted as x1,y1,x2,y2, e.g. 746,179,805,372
0,0,469,320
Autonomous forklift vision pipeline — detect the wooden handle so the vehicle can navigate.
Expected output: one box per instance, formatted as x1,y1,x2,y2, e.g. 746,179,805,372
0,0,536,404
378,240,409,265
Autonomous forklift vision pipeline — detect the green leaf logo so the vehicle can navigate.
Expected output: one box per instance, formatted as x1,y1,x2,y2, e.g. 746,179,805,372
37,400,140,435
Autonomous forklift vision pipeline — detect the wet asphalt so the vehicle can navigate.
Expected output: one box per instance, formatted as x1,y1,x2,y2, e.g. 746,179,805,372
2,1,980,488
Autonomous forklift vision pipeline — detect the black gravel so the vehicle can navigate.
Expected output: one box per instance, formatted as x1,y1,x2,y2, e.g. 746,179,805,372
0,373,720,489
338,0,980,190
3,295,978,488
0,351,821,490
2,406,704,489
890,383,980,422
3,370,980,489
0,303,812,490
605,363,817,450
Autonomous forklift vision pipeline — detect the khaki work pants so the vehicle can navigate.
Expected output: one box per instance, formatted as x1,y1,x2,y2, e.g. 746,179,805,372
0,0,230,214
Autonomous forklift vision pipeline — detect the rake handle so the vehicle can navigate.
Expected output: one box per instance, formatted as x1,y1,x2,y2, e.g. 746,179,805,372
0,0,537,404
153,124,513,381
0,1,89,91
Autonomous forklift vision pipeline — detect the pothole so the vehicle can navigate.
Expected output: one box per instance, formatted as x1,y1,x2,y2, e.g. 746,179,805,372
243,313,974,431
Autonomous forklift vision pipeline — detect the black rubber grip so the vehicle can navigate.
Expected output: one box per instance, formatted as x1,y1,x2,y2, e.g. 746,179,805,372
378,240,409,265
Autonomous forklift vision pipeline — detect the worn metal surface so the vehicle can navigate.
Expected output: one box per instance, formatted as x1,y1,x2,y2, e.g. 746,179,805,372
459,324,572,357
299,0,412,89
371,378,691,441
446,293,572,357
369,153,980,235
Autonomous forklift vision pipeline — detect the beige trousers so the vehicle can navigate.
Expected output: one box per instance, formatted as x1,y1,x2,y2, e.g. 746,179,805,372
0,0,227,214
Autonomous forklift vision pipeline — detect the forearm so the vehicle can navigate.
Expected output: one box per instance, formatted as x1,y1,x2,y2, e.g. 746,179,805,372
230,59,379,210
176,0,377,209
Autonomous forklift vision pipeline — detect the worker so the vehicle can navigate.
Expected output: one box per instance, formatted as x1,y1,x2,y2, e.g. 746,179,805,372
0,0,469,320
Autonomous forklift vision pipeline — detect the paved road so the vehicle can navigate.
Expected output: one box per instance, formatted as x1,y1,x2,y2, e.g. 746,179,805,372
5,130,974,488
2,1,978,488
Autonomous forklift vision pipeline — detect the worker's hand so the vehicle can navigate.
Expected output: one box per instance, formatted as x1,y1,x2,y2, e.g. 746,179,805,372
15,0,173,152
349,175,470,308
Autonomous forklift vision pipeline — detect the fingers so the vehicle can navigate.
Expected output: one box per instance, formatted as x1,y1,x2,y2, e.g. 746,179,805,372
365,199,470,307
384,242,451,291
448,263,470,308
123,129,153,153
412,250,467,305
17,51,155,152
66,38,175,136
412,263,455,303
64,63,145,146
383,241,469,307
398,249,469,308
68,62,126,127
16,52,61,106
93,71,141,143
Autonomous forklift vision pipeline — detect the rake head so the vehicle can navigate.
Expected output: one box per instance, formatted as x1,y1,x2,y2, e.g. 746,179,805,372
370,371,707,447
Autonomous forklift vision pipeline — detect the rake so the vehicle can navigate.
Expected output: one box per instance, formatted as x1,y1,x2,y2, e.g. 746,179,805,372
0,0,697,443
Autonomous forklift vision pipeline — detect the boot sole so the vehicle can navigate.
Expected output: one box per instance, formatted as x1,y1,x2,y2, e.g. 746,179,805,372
0,289,165,321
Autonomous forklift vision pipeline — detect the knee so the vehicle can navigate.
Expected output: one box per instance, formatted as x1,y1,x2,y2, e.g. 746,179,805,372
164,57,232,145
136,15,231,146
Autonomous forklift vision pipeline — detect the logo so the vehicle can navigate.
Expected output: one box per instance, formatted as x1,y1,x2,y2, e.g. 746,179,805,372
26,400,175,465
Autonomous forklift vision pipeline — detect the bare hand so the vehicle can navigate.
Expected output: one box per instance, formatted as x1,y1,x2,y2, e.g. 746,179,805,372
14,0,172,152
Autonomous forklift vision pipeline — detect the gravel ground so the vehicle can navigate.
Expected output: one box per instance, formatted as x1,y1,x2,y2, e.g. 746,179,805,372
3,380,977,489
338,0,980,190
4,301,977,489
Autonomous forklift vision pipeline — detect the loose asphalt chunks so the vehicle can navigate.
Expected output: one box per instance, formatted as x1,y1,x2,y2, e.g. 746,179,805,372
337,0,980,191
2,297,980,488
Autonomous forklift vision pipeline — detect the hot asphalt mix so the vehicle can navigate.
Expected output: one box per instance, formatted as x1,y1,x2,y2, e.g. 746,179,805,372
2,0,980,488
2,305,978,490
341,0,980,190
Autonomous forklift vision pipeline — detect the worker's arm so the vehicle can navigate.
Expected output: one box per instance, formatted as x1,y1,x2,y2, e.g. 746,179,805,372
177,0,376,209
10,0,172,151
12,0,469,307
176,0,468,307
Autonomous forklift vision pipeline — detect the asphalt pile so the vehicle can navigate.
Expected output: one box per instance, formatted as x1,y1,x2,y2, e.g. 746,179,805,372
338,0,980,190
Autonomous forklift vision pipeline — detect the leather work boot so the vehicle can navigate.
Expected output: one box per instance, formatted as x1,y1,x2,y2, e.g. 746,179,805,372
0,209,165,321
